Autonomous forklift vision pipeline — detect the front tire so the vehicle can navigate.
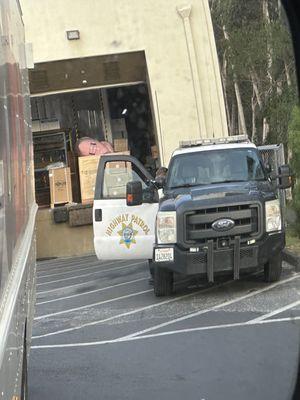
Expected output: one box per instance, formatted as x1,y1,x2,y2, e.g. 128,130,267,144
264,254,282,282
154,266,174,297
149,260,154,279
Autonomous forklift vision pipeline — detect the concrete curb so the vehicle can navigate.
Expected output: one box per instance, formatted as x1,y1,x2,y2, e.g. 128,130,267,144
283,249,300,272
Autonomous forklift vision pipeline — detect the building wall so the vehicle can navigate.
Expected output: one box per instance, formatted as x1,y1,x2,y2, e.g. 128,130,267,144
20,0,228,164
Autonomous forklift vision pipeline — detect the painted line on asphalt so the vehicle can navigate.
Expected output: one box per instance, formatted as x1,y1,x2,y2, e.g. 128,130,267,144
34,289,153,320
36,267,259,297
38,259,103,272
31,316,300,349
37,258,133,275
36,261,146,287
37,257,98,271
247,299,300,324
37,256,93,266
36,277,149,305
118,273,300,340
32,271,286,340
36,270,147,296
37,278,108,296
32,280,233,339
37,260,121,279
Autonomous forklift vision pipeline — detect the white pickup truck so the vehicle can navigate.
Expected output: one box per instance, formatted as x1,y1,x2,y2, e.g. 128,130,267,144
93,135,292,296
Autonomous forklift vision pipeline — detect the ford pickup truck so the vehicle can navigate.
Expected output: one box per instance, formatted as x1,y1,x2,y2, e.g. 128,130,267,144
93,135,292,296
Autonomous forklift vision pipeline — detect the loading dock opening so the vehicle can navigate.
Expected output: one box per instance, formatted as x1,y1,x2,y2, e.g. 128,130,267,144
32,83,158,207
29,51,160,258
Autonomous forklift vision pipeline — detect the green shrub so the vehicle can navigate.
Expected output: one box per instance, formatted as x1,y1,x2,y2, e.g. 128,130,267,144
288,106,300,236
289,106,300,173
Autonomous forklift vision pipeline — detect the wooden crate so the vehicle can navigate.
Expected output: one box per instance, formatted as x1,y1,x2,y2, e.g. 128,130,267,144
78,151,130,203
49,167,72,208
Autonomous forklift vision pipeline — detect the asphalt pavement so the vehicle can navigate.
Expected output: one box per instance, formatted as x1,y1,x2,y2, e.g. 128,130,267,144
29,255,300,400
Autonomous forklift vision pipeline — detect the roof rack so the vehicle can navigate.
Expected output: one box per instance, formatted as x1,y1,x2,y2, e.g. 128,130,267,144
179,135,250,148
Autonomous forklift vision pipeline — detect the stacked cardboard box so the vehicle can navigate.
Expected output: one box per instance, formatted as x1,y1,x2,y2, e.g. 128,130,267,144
49,167,72,208
113,138,128,152
104,161,132,198
78,155,100,204
78,151,130,203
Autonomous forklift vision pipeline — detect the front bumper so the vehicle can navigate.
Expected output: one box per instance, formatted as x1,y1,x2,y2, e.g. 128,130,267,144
153,232,285,281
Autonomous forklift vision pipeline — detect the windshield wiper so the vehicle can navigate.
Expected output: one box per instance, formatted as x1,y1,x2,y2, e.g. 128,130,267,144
170,183,204,189
210,180,248,184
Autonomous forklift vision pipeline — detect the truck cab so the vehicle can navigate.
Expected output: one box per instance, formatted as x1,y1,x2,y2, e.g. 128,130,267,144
93,135,292,296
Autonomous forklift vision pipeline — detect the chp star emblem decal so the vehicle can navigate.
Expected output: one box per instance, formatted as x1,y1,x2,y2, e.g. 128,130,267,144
118,222,138,249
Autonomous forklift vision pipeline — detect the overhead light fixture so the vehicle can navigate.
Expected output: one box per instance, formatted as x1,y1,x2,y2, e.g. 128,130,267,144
66,30,80,41
122,108,128,116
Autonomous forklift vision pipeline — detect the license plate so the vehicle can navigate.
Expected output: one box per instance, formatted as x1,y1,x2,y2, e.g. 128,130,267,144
155,248,174,262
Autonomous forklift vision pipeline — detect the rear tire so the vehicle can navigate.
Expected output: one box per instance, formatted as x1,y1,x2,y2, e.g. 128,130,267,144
154,266,174,297
264,254,282,282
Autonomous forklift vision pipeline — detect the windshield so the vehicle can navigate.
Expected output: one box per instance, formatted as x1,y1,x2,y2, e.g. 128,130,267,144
167,148,266,189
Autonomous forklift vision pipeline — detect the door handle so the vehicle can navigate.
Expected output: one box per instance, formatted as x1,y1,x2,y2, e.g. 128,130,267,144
94,209,102,221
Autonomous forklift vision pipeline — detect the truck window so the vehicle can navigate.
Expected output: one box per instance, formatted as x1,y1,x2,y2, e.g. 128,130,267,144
102,160,148,199
167,148,266,188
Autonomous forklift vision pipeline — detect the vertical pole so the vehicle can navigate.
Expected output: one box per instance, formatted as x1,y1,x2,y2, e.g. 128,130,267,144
71,95,79,142
177,5,207,138
99,89,113,143
155,90,166,166
202,0,228,137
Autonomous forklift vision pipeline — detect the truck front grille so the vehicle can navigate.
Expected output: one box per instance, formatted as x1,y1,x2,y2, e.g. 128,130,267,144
185,204,260,245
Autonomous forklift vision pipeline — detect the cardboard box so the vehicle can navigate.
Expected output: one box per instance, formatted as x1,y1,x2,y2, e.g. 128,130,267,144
114,139,128,152
105,172,133,187
78,151,130,203
107,151,130,170
78,155,100,203
106,186,127,198
49,167,72,207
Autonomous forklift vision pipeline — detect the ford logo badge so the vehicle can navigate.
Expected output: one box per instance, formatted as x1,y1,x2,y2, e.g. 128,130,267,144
212,218,235,232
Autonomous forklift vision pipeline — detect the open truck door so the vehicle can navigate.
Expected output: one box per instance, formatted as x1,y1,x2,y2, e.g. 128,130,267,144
93,155,159,260
258,144,289,203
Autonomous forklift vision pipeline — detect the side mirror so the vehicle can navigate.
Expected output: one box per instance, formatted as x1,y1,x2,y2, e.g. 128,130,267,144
265,163,272,174
155,175,166,189
278,164,293,189
126,181,143,206
155,167,168,189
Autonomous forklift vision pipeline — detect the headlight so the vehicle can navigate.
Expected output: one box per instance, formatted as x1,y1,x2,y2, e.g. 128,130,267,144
265,199,282,232
156,211,177,244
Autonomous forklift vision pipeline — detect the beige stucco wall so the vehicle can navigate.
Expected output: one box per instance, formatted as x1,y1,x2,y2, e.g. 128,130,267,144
36,209,95,259
21,0,228,165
